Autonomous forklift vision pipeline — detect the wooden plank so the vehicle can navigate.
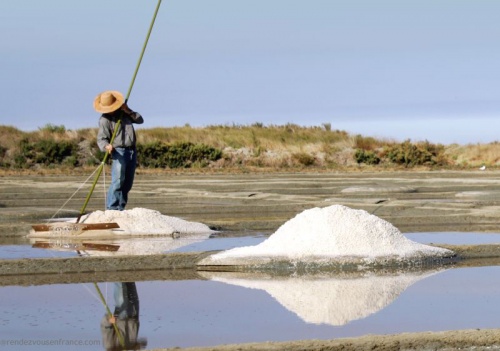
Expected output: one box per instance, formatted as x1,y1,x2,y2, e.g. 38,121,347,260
31,222,120,232
32,241,120,252
81,242,120,251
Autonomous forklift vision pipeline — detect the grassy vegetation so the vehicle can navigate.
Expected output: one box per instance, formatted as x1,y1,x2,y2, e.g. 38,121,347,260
0,123,497,173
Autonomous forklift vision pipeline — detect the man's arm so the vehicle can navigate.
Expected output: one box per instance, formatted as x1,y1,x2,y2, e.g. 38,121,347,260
121,103,144,125
97,117,112,152
129,111,144,125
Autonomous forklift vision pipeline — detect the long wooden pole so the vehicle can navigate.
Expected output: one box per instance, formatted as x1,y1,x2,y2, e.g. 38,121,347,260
126,0,162,103
76,0,162,223
94,282,126,348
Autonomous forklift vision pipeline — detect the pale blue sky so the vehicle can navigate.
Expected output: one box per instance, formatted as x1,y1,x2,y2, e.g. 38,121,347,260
2,0,500,144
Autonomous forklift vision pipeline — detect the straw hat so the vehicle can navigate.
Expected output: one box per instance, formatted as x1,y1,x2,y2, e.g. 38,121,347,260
93,90,124,113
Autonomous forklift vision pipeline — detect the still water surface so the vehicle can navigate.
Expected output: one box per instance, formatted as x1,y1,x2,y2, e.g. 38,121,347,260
2,232,500,349
1,266,500,350
2,231,500,259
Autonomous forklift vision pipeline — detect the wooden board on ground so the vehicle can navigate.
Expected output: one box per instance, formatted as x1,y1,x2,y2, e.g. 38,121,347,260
31,222,120,235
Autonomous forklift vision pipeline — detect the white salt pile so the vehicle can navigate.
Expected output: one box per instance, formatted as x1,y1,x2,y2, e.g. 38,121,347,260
201,269,444,326
199,204,453,266
81,207,213,235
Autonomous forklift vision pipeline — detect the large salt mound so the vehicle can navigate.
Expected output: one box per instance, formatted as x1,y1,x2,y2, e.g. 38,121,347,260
199,204,453,266
81,207,213,235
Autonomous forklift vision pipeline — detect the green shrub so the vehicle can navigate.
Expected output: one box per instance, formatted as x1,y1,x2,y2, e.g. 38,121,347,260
15,138,77,167
35,140,76,165
137,141,167,168
14,154,27,168
39,124,66,133
0,145,6,159
62,155,78,167
354,149,380,165
137,141,222,168
384,140,447,167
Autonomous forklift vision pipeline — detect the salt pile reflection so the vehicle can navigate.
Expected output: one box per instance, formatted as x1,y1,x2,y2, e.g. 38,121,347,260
200,268,446,326
30,232,212,256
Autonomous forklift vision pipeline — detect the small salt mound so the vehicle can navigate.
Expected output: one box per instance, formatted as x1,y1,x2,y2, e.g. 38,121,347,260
200,205,453,266
82,207,213,235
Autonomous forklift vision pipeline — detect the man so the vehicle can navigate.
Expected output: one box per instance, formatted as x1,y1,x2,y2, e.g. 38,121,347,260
95,90,144,211
100,282,147,350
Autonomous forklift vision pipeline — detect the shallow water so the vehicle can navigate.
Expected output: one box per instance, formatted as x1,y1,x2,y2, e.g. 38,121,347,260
406,232,500,245
1,266,500,350
2,232,500,349
2,232,500,259
0,233,268,259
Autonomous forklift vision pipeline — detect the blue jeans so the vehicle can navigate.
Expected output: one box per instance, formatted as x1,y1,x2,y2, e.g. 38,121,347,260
113,282,139,319
107,147,137,211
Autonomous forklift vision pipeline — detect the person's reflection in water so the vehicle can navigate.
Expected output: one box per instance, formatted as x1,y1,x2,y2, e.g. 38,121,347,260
100,282,147,351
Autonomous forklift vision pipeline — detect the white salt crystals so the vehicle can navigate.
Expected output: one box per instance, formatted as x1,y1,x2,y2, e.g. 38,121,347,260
199,204,453,266
82,207,213,235
28,208,213,239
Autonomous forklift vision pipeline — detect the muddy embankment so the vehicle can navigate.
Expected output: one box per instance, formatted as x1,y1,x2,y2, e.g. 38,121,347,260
151,328,500,351
3,170,500,233
2,171,500,270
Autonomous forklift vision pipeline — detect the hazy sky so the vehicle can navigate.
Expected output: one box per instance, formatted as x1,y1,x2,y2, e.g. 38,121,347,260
2,0,500,144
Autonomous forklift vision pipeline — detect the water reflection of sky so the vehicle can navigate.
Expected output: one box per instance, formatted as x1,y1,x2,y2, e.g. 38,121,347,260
1,232,500,260
405,232,500,245
0,235,267,259
2,267,500,350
